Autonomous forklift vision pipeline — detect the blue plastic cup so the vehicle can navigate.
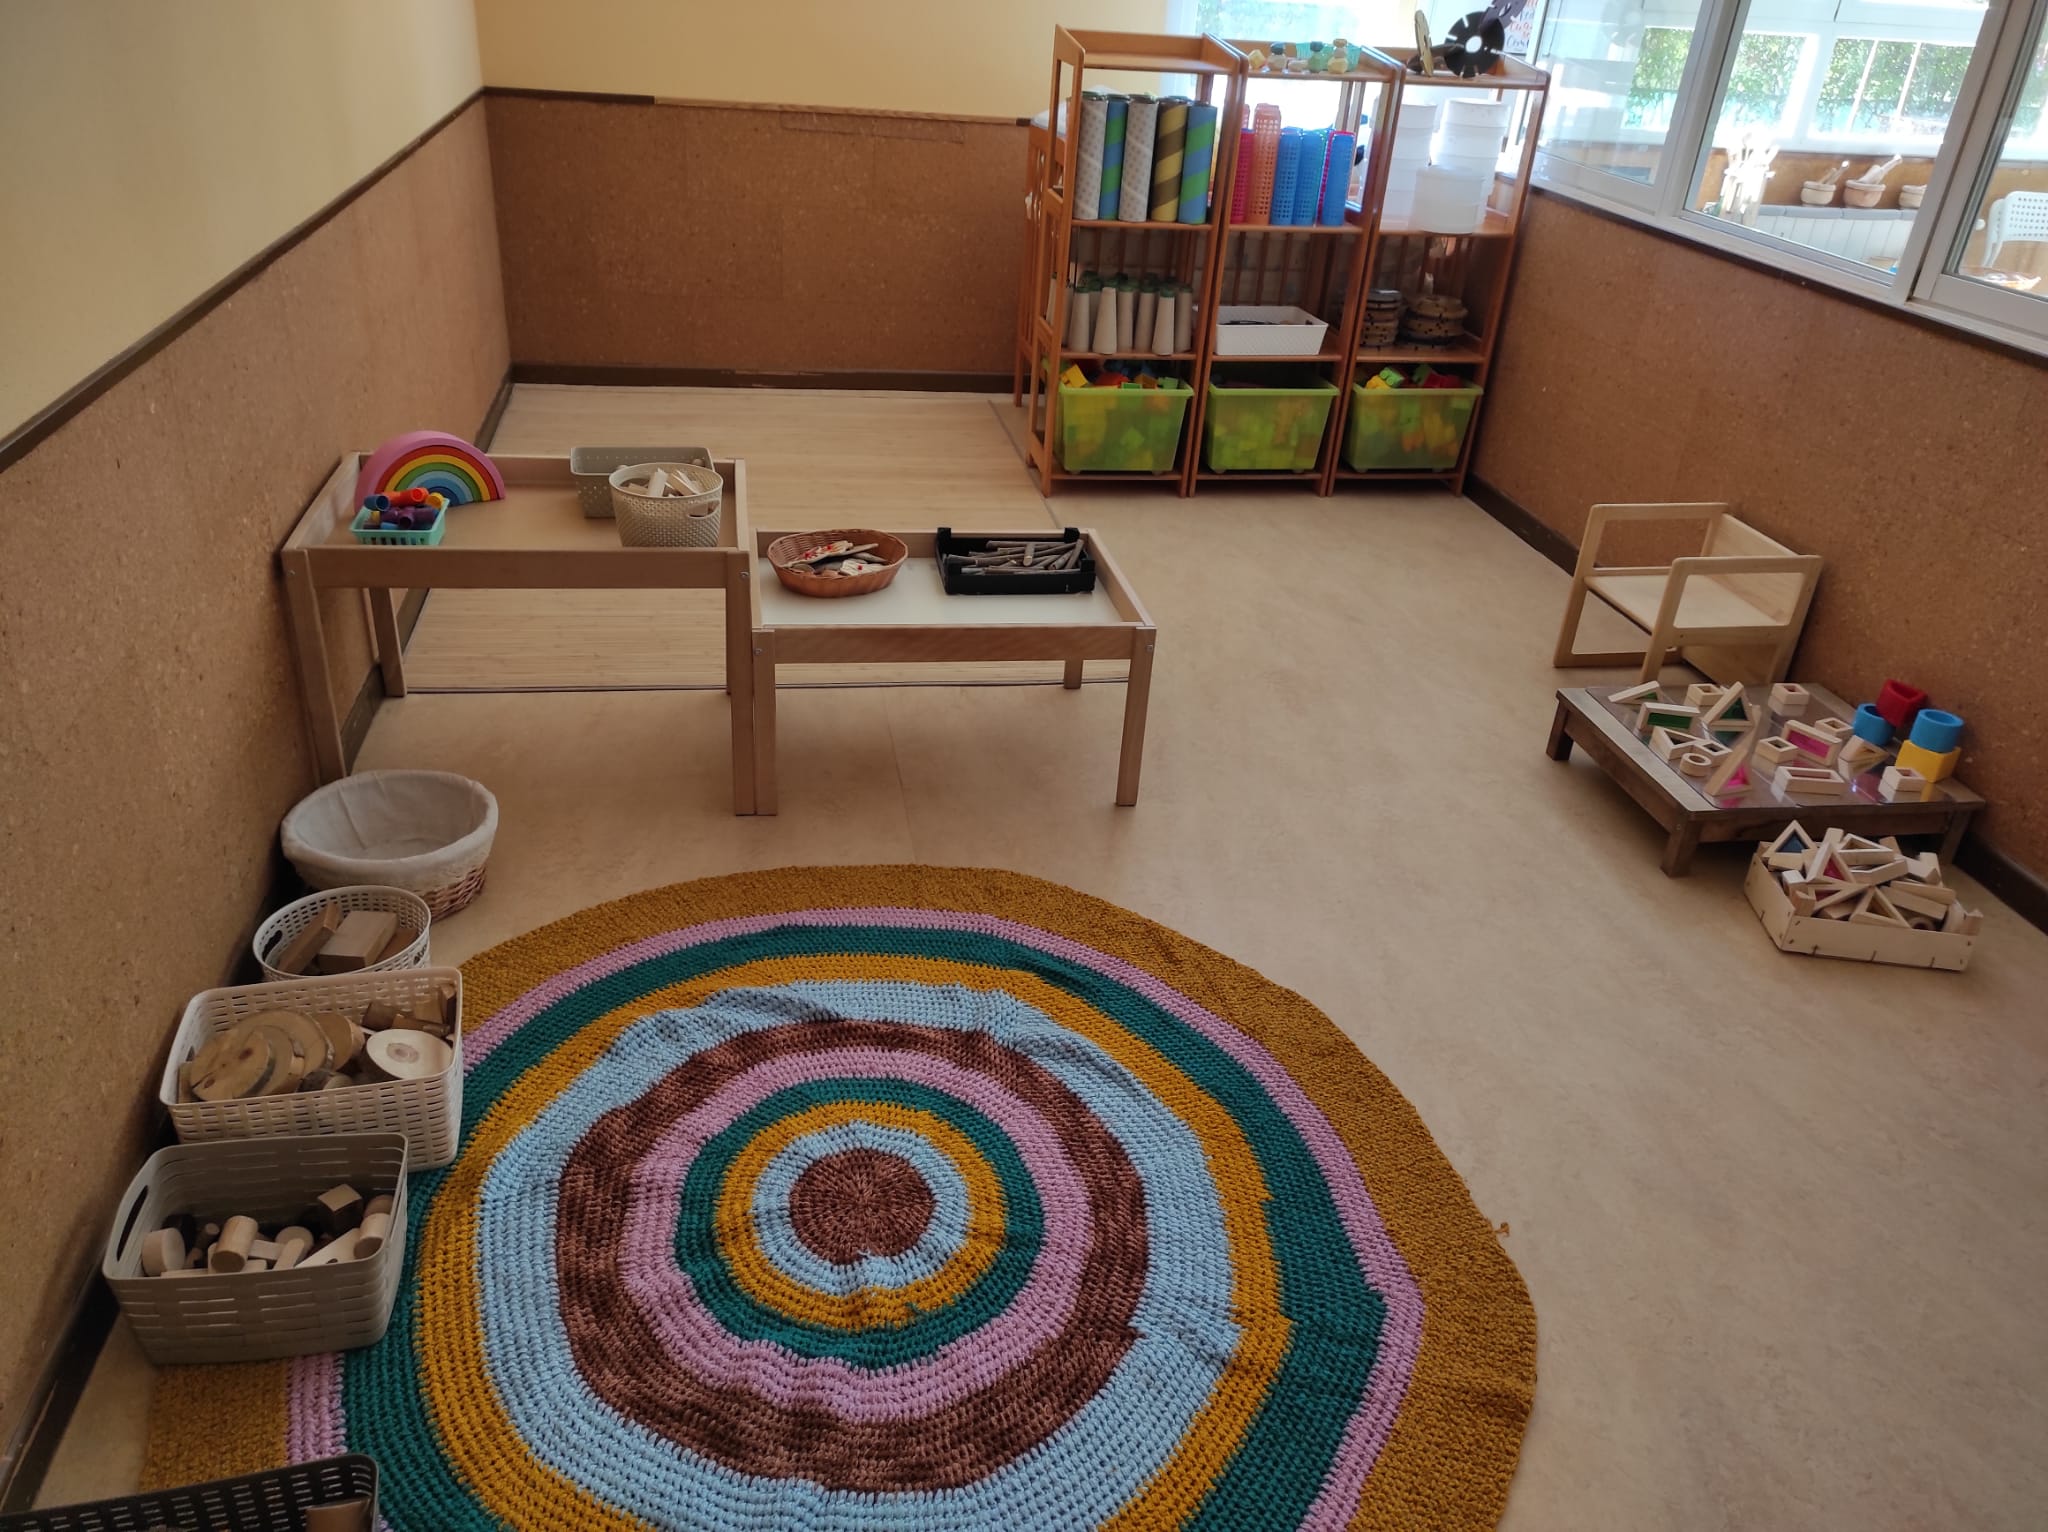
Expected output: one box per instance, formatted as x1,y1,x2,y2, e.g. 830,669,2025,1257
1909,708,1963,753
1851,702,1893,746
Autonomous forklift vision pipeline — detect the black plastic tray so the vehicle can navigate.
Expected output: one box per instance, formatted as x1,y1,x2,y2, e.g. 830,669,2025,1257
938,526,1097,596
0,1454,377,1532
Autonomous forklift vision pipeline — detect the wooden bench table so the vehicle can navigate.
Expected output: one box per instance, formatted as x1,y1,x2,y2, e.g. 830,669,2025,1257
747,528,1157,815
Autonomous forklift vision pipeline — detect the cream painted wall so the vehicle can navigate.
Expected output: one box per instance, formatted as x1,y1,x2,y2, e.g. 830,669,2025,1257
475,0,1171,119
0,0,483,438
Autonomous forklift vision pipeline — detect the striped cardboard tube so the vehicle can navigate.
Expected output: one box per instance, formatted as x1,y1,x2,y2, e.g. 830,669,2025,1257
1229,128,1255,219
1150,97,1189,221
1292,129,1328,225
1078,93,1107,222
1099,95,1127,220
1320,132,1355,224
1178,101,1218,222
1119,96,1157,222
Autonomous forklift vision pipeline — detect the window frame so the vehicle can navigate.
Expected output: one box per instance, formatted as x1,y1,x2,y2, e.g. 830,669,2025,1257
1525,0,2048,355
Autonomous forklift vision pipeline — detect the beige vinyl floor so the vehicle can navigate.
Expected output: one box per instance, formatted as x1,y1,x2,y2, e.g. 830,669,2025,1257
40,387,2048,1530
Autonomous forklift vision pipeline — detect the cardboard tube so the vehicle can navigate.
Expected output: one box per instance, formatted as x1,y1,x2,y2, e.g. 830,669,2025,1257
1174,286,1194,352
1152,293,1177,354
1092,285,1119,354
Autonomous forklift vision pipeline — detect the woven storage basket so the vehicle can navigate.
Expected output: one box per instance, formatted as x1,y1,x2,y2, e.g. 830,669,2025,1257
570,445,710,518
0,1454,379,1532
281,769,497,919
609,461,724,547
253,885,432,983
162,966,464,1167
103,1133,409,1364
766,530,909,598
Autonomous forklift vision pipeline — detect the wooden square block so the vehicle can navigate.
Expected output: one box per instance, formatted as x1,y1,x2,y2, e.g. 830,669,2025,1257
1894,738,1960,783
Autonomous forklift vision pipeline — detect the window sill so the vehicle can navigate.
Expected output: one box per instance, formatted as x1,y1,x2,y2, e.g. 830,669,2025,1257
1527,160,2048,366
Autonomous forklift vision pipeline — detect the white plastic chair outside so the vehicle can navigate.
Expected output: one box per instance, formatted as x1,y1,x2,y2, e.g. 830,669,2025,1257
1984,192,2048,269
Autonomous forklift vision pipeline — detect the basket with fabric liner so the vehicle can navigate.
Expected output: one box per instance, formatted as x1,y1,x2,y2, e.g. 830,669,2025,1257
766,529,910,598
281,769,497,919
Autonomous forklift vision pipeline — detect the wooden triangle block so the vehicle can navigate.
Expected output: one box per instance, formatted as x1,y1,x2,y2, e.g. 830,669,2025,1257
1649,726,1691,763
1763,821,1813,870
1847,887,1910,927
1700,683,1749,733
1610,680,1663,705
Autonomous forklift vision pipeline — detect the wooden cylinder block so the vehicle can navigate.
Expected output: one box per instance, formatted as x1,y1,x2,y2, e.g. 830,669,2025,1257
364,1029,453,1082
273,1225,314,1270
353,1211,392,1260
209,1215,259,1273
363,1193,394,1220
140,1227,186,1277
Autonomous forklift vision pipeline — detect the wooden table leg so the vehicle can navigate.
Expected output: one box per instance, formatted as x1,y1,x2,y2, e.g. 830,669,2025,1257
1063,658,1085,690
282,550,346,782
724,554,756,815
368,587,406,698
1116,629,1156,807
752,629,779,816
1545,698,1574,761
1661,820,1702,877
1940,813,1971,864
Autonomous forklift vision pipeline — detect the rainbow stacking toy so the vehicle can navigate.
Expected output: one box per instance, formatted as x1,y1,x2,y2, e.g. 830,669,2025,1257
353,430,505,508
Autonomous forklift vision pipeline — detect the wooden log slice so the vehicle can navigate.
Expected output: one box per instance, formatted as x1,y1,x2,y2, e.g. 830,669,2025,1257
190,1028,276,1101
250,1010,333,1070
364,1029,453,1082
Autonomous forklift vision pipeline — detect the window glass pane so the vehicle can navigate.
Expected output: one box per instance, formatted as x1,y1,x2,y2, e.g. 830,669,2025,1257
1691,0,1988,274
1532,0,1714,184
1948,9,2048,297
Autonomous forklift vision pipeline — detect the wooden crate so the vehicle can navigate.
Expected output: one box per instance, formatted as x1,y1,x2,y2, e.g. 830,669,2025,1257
1743,855,1976,971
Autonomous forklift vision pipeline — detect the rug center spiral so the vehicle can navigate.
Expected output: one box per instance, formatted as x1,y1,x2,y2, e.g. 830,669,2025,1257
788,1146,936,1262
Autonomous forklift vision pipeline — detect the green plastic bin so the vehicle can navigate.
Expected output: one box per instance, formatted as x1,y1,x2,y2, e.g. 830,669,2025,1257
1203,378,1338,471
1057,379,1192,473
1343,382,1482,471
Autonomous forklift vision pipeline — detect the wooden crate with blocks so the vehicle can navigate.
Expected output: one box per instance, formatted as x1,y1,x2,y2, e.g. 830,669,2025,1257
1744,824,1980,971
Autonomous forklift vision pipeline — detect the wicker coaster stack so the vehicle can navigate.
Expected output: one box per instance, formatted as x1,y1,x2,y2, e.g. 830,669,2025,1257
1361,288,1403,349
1400,293,1469,347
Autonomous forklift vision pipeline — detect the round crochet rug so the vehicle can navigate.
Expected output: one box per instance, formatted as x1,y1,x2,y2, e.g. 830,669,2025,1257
147,867,1535,1530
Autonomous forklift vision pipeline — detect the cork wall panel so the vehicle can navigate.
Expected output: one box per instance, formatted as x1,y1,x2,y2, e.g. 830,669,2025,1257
0,103,506,1442
486,96,1023,375
1473,189,2048,873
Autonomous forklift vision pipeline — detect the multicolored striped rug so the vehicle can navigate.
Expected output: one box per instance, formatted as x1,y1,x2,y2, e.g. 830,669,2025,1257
147,867,1535,1529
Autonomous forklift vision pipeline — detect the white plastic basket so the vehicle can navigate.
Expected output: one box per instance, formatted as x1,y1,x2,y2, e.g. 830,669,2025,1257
103,1132,409,1364
162,966,464,1167
253,885,431,983
1213,305,1330,357
281,770,497,918
609,461,725,547
570,445,711,518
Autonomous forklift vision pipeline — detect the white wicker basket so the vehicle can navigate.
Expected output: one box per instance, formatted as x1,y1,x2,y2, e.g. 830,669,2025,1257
609,461,724,547
281,770,497,918
162,966,464,1167
103,1132,409,1364
253,885,431,982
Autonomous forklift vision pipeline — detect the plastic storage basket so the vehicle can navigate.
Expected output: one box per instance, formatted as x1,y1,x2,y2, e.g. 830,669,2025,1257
1057,379,1192,473
609,461,724,546
253,885,432,982
103,1133,409,1364
162,966,464,1167
570,445,711,518
348,505,446,547
1204,377,1338,471
1344,381,1482,470
0,1454,378,1532
281,770,497,919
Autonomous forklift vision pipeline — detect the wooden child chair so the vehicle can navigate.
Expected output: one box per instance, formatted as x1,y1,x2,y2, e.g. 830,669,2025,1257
1552,502,1822,684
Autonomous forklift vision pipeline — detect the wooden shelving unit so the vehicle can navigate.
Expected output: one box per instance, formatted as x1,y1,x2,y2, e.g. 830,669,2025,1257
1020,29,1244,496
1187,49,1399,490
1324,52,1549,496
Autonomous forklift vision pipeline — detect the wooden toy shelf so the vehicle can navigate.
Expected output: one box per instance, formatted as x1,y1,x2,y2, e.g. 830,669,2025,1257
1325,52,1549,496
1019,29,1245,496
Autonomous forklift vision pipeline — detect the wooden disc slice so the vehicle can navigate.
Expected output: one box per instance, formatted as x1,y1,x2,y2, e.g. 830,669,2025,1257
250,1010,333,1071
364,1029,453,1081
313,1010,365,1068
191,1027,276,1101
252,1023,311,1095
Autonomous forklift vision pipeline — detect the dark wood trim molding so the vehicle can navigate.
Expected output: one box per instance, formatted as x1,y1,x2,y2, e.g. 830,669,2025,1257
1466,474,1575,573
509,362,1013,393
0,90,486,476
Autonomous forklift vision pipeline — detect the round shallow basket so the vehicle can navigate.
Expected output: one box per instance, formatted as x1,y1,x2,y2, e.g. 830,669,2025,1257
766,529,909,598
609,461,723,547
253,885,432,982
281,769,497,918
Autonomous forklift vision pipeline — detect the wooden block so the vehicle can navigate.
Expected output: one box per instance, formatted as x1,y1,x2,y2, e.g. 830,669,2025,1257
1637,701,1701,735
140,1227,186,1277
1803,827,1845,882
1812,715,1855,741
269,907,341,978
1879,836,1904,854
1879,765,1930,803
297,1229,361,1268
364,1029,453,1081
1783,877,1818,916
242,1257,270,1273
1782,721,1840,765
1894,738,1960,783
1762,821,1813,867
363,1193,394,1220
1609,680,1662,705
376,923,420,963
1811,881,1863,918
314,911,399,975
1685,683,1726,707
412,980,456,1030
302,1498,375,1532
1754,736,1803,770
1837,737,1888,774
273,1226,314,1271
1650,726,1690,763
316,1183,364,1235
1676,749,1714,777
1847,888,1910,927
1905,851,1942,881
361,1000,404,1032
1888,886,1952,921
1774,764,1849,799
353,1211,393,1260
1769,682,1810,713
1699,682,1748,733
209,1215,259,1273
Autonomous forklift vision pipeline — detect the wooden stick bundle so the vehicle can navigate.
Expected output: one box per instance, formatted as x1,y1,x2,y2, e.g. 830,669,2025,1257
965,538,1085,571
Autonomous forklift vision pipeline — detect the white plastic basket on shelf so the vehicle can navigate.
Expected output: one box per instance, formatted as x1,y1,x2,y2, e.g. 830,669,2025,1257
103,1132,409,1364
253,885,431,983
1213,305,1330,357
161,966,464,1167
